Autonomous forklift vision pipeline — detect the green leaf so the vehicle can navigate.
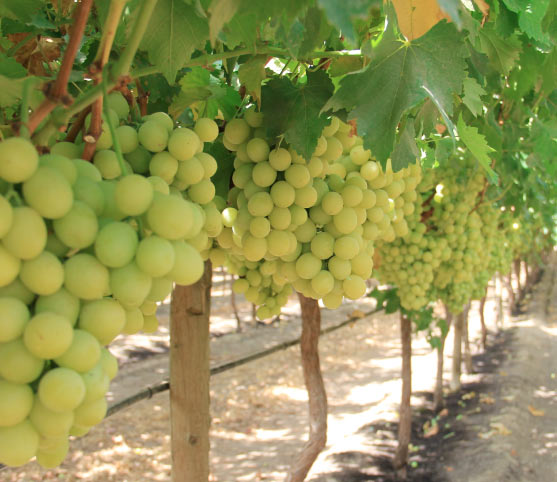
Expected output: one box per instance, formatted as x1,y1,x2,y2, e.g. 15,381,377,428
206,141,235,199
208,0,240,45
262,70,334,159
169,67,241,120
298,7,334,58
0,54,27,79
0,0,45,22
477,28,521,74
437,0,462,28
457,115,498,184
502,0,552,44
141,0,209,83
0,75,24,107
222,13,257,48
325,20,467,165
328,56,364,77
391,122,419,171
238,56,268,104
462,77,486,116
317,0,373,44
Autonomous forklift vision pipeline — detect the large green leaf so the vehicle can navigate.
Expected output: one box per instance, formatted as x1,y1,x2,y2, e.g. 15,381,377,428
0,0,45,22
140,0,209,83
261,70,334,159
457,115,498,184
477,28,521,74
502,0,552,44
238,56,268,104
325,20,467,164
317,0,374,44
462,77,486,116
0,75,24,107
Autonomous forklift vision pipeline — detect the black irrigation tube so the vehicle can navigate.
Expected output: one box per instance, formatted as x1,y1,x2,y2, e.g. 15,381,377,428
106,305,383,418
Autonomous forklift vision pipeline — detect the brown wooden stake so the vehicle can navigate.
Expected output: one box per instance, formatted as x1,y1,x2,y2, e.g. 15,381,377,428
496,273,504,329
514,258,522,301
170,261,212,482
393,312,412,479
462,303,473,375
479,291,487,349
433,305,452,412
229,275,242,333
450,310,463,392
285,294,327,482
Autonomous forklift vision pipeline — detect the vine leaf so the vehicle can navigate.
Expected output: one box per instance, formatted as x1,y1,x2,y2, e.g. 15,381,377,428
317,0,374,44
324,20,466,165
238,56,268,105
208,0,240,46
169,67,241,121
477,28,521,74
262,70,334,159
140,0,209,83
206,141,235,199
457,115,498,184
502,0,552,44
0,76,25,107
391,122,419,171
391,0,452,40
0,0,45,22
462,77,486,116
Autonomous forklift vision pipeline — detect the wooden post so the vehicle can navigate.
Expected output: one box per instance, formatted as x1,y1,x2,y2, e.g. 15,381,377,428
393,312,412,479
496,273,504,329
450,309,463,392
170,261,212,482
433,306,452,412
229,275,242,333
479,290,487,349
286,294,328,482
514,258,522,301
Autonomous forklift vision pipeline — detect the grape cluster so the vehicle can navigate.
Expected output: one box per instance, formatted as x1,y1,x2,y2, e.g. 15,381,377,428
0,95,221,468
212,112,423,316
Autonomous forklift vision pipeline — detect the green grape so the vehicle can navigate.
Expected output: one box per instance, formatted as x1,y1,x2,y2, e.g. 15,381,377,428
0,278,35,304
136,235,175,277
333,207,358,234
295,253,321,279
321,136,343,162
322,116,340,137
175,156,205,185
268,148,292,171
0,194,13,237
267,230,291,257
328,256,351,280
252,161,277,187
138,120,169,153
310,232,335,260
79,298,126,345
350,251,373,279
140,300,157,316
95,221,138,268
333,236,360,260
114,174,154,216
188,179,215,204
36,438,69,468
250,217,270,238
0,338,44,383
146,112,174,134
110,262,152,308
147,175,169,195
168,241,204,286
149,151,178,184
38,367,86,412
285,164,310,188
246,138,270,163
168,128,200,161
341,185,363,207
115,125,139,153
0,379,33,427
51,141,81,159
0,245,20,287
29,398,74,438
53,200,98,249
125,145,151,174
247,191,274,217
203,204,223,237
73,158,102,181
244,108,263,128
20,251,65,296
360,161,380,181
93,149,123,180
146,276,173,302
197,152,218,179
98,181,126,221
0,137,39,183
309,205,332,225
80,363,110,402
343,275,366,300
321,191,344,216
23,312,73,359
39,154,78,185
21,166,73,219
295,185,318,208
224,119,250,145
106,91,130,120
74,397,107,427
269,206,291,230
295,219,317,243
242,234,267,262
194,118,219,142
349,145,370,165
122,307,144,334
270,181,296,208
73,176,105,216
35,288,80,327
0,420,39,466
0,297,29,342
311,270,334,297
64,254,110,300
147,192,194,240
98,348,118,380
54,329,101,373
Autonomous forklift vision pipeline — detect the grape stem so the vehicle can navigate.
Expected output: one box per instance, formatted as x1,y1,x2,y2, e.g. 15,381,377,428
18,78,37,139
101,74,128,176
27,0,95,135
5,188,23,206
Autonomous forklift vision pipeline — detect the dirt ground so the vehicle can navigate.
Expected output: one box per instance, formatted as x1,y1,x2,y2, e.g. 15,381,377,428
2,260,556,481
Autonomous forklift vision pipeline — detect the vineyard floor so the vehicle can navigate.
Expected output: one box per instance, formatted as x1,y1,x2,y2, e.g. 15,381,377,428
3,262,556,481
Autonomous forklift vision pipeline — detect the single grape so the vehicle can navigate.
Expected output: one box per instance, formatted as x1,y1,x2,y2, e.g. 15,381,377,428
0,137,39,183
20,251,65,296
64,254,110,300
38,367,86,413
23,312,73,359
